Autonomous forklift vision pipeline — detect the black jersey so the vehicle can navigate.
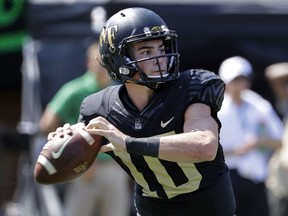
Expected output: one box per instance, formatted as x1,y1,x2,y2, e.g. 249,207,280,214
79,69,236,216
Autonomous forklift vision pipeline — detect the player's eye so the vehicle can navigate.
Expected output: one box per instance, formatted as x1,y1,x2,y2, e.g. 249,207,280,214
140,49,150,56
159,48,166,54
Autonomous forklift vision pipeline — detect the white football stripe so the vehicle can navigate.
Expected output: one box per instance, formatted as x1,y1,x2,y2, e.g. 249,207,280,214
75,128,95,145
37,155,57,175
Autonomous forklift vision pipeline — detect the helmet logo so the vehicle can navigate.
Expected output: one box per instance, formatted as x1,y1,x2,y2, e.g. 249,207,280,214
151,25,167,32
143,25,168,36
99,24,118,53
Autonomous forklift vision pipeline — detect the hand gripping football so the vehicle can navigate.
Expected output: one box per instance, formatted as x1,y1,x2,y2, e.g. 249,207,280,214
34,127,102,184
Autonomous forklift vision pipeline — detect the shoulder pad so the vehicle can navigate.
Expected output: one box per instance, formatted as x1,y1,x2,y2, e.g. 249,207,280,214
185,69,225,112
79,85,120,124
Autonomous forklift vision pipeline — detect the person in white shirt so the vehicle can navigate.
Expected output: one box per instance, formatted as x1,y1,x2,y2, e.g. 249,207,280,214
218,56,284,216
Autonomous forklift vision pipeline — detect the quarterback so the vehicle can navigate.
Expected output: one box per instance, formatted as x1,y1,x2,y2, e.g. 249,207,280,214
50,7,236,216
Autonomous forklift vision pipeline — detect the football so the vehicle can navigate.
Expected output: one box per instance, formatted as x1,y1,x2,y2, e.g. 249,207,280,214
34,127,102,184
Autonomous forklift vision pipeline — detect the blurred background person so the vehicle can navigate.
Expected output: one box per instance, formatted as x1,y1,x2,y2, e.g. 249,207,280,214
218,56,284,216
265,63,288,118
40,41,111,134
39,41,131,216
265,62,288,216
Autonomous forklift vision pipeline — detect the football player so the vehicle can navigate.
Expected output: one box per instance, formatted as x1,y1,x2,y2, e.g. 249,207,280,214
50,7,236,216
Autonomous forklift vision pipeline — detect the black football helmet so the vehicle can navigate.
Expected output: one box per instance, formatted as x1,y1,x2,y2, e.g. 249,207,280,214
99,7,180,89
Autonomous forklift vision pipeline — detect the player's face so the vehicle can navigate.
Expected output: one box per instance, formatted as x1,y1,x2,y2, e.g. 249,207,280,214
130,39,168,78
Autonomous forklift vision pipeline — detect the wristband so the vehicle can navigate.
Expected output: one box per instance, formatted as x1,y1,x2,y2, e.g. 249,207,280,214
125,136,160,157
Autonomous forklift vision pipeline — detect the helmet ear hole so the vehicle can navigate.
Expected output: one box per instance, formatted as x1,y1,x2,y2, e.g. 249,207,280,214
119,67,130,75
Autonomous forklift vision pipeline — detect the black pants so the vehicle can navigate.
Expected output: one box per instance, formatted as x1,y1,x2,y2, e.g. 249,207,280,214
229,169,269,216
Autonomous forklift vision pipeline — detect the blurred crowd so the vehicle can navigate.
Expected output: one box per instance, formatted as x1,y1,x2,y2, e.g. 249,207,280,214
1,1,288,216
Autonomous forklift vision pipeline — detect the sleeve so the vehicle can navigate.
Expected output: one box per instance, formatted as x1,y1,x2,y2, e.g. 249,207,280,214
78,86,116,125
188,70,226,112
78,94,100,125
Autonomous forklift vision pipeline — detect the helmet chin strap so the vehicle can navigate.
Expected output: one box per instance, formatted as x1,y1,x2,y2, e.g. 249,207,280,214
146,82,159,90
122,67,161,90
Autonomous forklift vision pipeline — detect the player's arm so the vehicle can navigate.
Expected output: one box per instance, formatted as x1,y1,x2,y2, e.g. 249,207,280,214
85,103,219,163
158,103,219,163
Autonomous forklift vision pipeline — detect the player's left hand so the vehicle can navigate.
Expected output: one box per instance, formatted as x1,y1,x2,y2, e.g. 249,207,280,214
47,122,85,141
85,116,127,152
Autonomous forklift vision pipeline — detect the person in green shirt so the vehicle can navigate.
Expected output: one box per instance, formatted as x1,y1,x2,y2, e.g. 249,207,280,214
40,42,111,132
39,41,130,216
